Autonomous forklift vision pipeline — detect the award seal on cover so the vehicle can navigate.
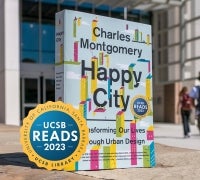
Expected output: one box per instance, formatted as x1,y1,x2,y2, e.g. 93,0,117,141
20,101,89,170
130,95,150,118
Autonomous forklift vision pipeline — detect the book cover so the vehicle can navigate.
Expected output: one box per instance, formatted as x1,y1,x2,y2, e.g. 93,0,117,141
55,10,155,170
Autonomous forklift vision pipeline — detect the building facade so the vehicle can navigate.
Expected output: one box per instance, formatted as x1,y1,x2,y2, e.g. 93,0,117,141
0,0,199,125
153,0,200,123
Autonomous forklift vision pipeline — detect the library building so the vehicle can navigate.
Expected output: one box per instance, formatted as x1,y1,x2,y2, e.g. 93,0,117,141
0,0,200,125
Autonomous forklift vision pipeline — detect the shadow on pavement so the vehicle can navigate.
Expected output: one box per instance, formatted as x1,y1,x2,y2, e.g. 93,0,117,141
0,152,38,169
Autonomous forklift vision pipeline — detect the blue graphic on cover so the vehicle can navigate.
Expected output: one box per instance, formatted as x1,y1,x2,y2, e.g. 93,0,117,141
30,111,80,161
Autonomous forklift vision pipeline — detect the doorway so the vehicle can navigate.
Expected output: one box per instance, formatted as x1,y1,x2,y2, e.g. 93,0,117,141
20,76,55,121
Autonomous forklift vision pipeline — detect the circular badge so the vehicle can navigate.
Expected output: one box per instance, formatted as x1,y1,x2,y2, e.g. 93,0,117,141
130,95,150,118
20,101,89,170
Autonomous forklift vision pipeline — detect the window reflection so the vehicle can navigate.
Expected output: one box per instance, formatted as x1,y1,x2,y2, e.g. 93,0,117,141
42,24,55,64
21,22,55,64
45,79,55,101
25,78,38,103
21,22,39,63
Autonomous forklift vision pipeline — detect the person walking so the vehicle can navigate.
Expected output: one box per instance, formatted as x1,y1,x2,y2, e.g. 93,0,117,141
178,86,192,138
189,76,200,133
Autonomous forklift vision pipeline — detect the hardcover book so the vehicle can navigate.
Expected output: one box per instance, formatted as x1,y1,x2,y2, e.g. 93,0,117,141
55,10,155,170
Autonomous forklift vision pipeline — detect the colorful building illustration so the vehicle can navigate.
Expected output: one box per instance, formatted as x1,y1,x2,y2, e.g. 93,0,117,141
107,77,111,99
116,111,125,137
99,52,104,65
150,142,156,167
137,59,151,72
119,86,124,109
135,29,139,41
79,101,87,118
140,32,143,42
104,54,110,68
87,98,92,112
77,17,82,26
146,74,152,100
73,17,77,37
146,34,150,45
64,162,78,171
148,61,151,73
132,29,151,44
128,63,135,89
92,17,98,42
130,120,137,165
143,142,155,167
103,146,110,169
110,144,116,169
90,145,100,170
94,106,106,112
103,144,116,169
80,75,88,101
91,56,98,93
74,41,79,62
133,29,144,42
147,125,154,140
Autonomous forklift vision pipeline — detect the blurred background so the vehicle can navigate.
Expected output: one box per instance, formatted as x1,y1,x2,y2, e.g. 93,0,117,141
0,0,199,126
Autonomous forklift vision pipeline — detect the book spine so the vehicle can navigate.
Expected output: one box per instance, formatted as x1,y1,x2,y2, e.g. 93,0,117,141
55,11,65,101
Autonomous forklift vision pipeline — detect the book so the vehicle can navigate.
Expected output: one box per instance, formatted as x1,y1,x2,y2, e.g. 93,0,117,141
55,10,155,170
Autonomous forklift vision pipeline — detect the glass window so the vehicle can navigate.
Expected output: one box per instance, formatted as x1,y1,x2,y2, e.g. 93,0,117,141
141,14,151,24
158,34,161,47
158,13,161,30
60,0,77,11
21,22,39,63
45,79,55,101
163,31,168,47
41,24,55,64
158,51,161,65
95,5,110,16
25,78,38,103
24,107,36,118
96,4,110,11
127,12,140,22
168,64,180,81
22,0,39,20
42,2,57,21
162,49,168,64
194,0,200,16
168,45,179,63
194,19,200,37
158,67,168,82
194,39,200,57
168,27,180,45
41,0,57,4
60,0,76,6
186,41,192,59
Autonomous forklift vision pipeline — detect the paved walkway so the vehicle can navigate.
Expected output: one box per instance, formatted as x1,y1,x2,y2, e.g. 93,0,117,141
1,123,199,154
0,123,200,180
154,123,200,150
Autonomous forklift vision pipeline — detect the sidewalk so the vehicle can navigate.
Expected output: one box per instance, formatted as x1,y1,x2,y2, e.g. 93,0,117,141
0,123,200,180
154,123,200,150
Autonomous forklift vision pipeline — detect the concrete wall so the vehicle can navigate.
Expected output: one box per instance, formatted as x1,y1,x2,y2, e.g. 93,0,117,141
153,85,164,122
153,83,181,124
0,0,20,125
164,83,181,124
